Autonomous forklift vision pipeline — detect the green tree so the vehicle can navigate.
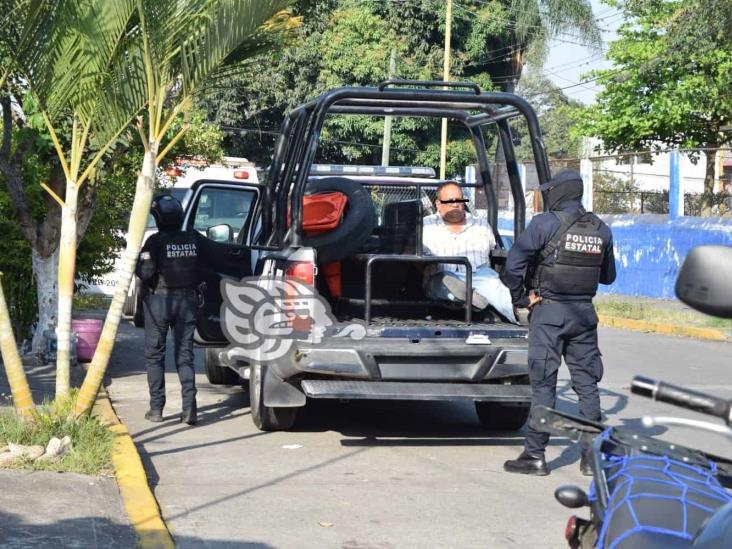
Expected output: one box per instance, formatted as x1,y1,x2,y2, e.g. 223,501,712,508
574,0,732,216
1,0,146,396
74,0,298,416
0,0,296,415
200,0,602,172
451,0,602,92
514,73,584,162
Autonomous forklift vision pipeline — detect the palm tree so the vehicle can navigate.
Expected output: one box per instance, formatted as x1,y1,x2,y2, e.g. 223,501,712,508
0,274,34,417
1,0,143,397
463,0,602,92
73,0,298,416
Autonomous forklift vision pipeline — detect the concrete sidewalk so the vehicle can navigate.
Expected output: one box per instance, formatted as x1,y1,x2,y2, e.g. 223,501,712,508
0,469,138,548
0,354,138,548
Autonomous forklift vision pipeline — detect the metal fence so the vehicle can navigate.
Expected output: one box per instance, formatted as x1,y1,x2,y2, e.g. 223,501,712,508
593,190,669,215
586,148,732,217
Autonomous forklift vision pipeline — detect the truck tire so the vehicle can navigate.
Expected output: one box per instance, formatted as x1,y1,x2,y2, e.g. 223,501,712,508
303,177,377,263
204,347,242,385
475,401,530,431
249,363,298,431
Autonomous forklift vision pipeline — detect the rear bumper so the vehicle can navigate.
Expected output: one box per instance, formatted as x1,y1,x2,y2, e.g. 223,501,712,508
271,336,529,382
301,380,531,402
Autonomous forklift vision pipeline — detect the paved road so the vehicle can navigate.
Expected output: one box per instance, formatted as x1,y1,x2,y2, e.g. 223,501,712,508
106,320,732,549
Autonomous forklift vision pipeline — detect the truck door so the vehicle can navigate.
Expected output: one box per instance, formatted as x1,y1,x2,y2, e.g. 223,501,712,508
183,182,259,343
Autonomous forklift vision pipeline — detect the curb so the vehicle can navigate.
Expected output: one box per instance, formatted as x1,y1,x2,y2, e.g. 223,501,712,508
598,315,730,342
93,388,175,549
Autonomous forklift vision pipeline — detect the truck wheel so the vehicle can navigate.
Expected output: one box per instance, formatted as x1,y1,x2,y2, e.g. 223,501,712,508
204,347,242,385
249,363,298,431
475,402,530,431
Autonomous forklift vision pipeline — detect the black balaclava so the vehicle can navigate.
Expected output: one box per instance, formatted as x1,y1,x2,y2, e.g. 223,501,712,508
541,170,584,211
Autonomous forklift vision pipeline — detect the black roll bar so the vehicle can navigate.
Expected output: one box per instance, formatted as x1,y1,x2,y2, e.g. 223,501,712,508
262,83,551,249
468,127,501,246
379,79,481,95
359,254,473,324
289,86,550,241
497,120,527,237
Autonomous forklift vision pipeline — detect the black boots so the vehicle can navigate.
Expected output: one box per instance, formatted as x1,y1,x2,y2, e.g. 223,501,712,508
503,451,550,476
580,452,593,476
180,402,197,425
144,409,163,423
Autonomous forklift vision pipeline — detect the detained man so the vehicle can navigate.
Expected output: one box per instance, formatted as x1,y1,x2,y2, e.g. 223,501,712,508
422,181,516,323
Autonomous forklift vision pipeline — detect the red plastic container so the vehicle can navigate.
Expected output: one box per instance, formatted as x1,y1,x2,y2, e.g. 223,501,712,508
71,319,103,362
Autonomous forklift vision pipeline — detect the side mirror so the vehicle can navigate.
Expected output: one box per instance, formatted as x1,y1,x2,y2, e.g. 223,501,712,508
555,485,589,509
206,224,233,243
675,245,732,319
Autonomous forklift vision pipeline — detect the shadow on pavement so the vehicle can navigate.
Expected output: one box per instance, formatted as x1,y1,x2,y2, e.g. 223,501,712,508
0,508,274,549
165,447,370,523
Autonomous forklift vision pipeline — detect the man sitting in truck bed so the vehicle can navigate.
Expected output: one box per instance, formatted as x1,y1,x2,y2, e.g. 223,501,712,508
422,181,517,323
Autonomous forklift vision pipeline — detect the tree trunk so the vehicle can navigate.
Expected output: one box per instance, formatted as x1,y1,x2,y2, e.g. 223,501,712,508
30,248,59,356
55,180,79,398
0,275,34,417
74,147,158,416
701,151,716,217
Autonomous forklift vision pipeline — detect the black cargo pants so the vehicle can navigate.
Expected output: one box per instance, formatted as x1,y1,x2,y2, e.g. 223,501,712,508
524,300,604,457
143,289,198,412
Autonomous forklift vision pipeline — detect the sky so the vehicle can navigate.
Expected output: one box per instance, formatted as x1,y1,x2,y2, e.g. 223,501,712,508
542,0,624,104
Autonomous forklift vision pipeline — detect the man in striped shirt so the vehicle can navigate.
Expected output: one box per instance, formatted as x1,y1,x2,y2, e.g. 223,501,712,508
422,182,516,322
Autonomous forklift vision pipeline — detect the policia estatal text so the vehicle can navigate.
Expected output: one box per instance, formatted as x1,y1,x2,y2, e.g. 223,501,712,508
136,194,208,425
501,170,616,476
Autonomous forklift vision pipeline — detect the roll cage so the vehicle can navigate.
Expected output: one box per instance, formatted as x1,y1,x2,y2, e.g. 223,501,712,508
258,79,552,251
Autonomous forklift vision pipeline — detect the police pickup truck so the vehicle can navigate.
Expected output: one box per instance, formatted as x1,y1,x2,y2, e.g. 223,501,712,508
180,80,553,431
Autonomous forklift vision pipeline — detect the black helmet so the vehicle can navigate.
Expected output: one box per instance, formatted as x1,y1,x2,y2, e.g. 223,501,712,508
151,193,183,230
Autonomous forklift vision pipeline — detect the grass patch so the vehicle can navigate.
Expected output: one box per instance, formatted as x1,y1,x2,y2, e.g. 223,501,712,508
0,390,113,476
73,293,110,311
595,299,732,333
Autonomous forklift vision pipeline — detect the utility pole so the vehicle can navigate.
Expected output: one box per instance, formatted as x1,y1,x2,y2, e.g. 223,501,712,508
382,48,397,167
439,0,452,179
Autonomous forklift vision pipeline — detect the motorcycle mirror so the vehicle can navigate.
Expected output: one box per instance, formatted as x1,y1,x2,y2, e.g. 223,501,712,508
554,485,589,509
675,245,732,319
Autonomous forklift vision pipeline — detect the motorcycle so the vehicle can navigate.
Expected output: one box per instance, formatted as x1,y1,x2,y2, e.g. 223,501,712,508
541,245,732,548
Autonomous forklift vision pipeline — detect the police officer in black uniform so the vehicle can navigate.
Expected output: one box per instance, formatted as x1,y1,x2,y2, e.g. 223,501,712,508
501,170,616,476
136,194,206,425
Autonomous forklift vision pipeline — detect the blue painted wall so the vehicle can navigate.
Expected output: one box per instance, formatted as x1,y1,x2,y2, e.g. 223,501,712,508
497,213,732,299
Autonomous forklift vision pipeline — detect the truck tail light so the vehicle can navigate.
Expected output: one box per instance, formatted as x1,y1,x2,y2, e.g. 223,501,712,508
285,261,315,285
233,170,250,180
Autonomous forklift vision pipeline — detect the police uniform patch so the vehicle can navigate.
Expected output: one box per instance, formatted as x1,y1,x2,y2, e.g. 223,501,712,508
166,243,198,258
563,233,603,254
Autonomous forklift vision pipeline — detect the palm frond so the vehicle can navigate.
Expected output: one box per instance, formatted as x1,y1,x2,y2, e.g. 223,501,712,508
170,1,297,102
508,0,602,49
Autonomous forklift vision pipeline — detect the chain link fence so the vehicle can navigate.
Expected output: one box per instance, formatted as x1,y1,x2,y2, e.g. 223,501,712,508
587,148,732,217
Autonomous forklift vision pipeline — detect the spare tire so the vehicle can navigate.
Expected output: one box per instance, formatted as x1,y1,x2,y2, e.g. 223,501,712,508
302,177,377,263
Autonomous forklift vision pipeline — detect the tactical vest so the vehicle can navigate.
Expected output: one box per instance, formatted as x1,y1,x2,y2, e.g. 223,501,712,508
531,209,606,296
154,231,200,289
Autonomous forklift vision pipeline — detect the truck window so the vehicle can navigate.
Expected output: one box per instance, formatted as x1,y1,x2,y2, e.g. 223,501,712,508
189,187,256,242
